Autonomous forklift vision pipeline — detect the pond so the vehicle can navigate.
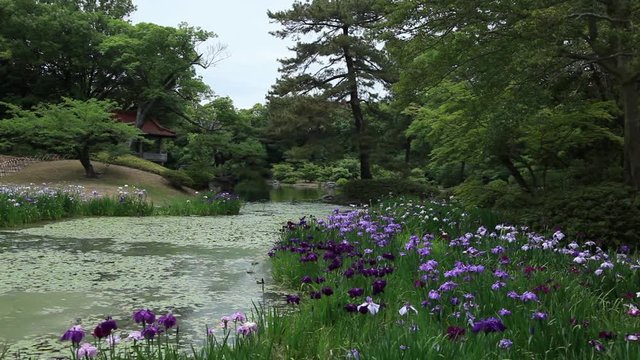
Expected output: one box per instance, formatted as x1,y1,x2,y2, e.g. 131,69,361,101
0,200,340,358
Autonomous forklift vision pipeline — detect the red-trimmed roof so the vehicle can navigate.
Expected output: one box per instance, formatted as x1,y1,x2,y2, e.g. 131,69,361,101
114,111,177,138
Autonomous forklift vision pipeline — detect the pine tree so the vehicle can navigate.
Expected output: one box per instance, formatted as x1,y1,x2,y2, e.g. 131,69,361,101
268,0,394,179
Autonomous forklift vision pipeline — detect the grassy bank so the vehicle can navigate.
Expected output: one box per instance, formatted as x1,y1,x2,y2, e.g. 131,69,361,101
1,160,191,204
45,198,640,359
0,184,240,228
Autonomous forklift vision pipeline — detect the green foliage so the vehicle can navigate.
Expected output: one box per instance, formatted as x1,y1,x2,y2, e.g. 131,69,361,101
454,177,513,209
0,185,240,228
335,178,349,187
269,0,395,179
341,178,435,203
271,163,296,181
183,163,215,190
298,162,322,182
162,169,194,189
270,160,359,183
504,183,640,247
0,98,142,177
94,153,170,175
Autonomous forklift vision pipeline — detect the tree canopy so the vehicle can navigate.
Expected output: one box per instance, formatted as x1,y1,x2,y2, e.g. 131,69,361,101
0,98,142,177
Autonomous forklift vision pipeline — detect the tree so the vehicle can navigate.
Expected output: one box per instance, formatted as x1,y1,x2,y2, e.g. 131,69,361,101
0,0,136,108
387,0,639,190
100,22,222,129
176,97,268,189
0,98,142,177
263,96,352,164
268,0,394,179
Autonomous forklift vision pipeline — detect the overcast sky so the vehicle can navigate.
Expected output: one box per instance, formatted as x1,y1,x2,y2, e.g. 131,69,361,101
129,0,296,109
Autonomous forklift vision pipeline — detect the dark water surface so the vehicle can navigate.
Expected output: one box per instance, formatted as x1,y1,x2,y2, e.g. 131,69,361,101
0,199,339,358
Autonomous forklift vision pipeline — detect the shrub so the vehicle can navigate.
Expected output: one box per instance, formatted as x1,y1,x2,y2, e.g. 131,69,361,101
328,166,352,181
299,162,322,182
94,153,169,175
454,177,510,208
162,169,194,189
341,178,436,203
184,164,215,190
335,178,349,187
503,182,640,247
272,163,297,181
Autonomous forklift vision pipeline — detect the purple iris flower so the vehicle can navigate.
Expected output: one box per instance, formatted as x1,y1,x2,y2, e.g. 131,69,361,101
372,279,386,295
321,287,334,296
498,338,513,349
142,325,161,340
343,268,355,278
498,308,512,316
92,317,117,339
348,288,364,298
520,292,539,302
471,317,506,333
158,313,177,329
301,275,312,284
588,340,605,352
439,281,458,292
132,309,156,325
232,312,246,322
428,290,440,300
61,325,85,344
344,303,358,312
286,294,301,305
310,291,322,299
531,311,548,320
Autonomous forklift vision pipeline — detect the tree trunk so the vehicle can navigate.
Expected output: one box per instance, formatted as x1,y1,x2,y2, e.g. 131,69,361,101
404,137,411,164
136,101,155,128
78,147,97,178
499,156,530,193
622,81,640,190
342,26,372,180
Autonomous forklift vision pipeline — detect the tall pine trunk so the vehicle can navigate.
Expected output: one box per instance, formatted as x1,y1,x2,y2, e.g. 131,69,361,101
343,26,372,180
622,81,640,190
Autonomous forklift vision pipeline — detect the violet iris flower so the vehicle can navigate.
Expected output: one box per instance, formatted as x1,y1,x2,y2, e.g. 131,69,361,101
237,322,258,336
286,294,301,304
142,325,161,340
132,309,156,325
158,313,177,329
498,338,513,349
471,317,506,333
76,343,98,358
61,325,85,344
372,279,386,295
348,288,364,298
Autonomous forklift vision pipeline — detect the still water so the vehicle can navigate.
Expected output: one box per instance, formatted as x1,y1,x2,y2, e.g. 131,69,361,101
0,193,337,358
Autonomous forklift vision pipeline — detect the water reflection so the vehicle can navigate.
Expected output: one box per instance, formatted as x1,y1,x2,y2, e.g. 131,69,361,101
269,184,327,202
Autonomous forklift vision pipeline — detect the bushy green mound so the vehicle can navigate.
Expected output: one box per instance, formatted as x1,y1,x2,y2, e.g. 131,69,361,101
341,178,436,203
94,153,170,176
